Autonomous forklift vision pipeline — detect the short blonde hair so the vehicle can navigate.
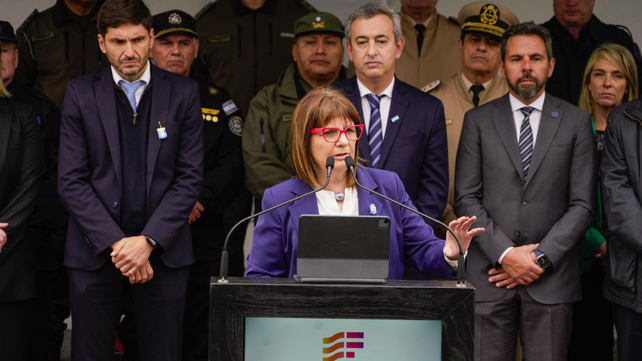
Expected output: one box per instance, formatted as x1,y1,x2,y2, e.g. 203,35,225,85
579,43,638,115
290,87,361,188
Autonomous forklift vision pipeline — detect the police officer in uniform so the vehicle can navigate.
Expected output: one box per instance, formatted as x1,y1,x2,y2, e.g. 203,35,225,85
395,0,461,89
15,0,108,111
542,0,642,105
151,10,247,361
428,2,518,237
242,11,351,202
1,19,67,361
193,0,315,118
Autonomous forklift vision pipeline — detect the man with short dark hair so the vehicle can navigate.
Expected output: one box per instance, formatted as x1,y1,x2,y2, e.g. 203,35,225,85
542,0,642,105
151,10,246,361
242,11,350,201
455,22,596,361
58,1,203,360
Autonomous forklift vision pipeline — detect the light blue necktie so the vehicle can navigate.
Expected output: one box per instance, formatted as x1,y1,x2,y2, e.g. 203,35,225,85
365,93,385,168
118,80,145,112
519,106,535,178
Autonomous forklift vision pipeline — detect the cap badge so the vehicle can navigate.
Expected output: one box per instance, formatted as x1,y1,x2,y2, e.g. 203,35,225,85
168,13,182,25
316,16,321,22
312,21,325,29
480,4,500,26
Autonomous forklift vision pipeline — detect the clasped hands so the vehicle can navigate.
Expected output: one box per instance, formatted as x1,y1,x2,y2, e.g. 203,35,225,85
110,235,154,284
488,244,544,289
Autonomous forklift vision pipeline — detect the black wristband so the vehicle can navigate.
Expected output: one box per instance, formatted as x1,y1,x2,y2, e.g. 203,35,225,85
144,235,158,249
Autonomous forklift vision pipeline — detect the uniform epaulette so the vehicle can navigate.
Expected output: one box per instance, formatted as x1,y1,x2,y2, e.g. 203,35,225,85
447,16,460,26
422,80,441,93
195,1,216,21
614,24,633,38
294,0,317,13
16,9,40,36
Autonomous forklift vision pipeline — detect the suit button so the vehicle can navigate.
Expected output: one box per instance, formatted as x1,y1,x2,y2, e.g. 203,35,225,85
514,231,520,237
521,200,527,206
112,202,118,209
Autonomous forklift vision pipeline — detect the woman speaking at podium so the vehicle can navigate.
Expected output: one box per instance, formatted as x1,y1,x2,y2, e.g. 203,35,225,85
245,87,483,279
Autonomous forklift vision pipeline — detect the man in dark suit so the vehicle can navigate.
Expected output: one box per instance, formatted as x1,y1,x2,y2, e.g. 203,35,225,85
337,2,448,230
455,22,596,361
57,1,203,360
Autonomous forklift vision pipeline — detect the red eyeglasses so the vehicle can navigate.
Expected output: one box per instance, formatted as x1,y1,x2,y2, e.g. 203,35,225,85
310,124,365,143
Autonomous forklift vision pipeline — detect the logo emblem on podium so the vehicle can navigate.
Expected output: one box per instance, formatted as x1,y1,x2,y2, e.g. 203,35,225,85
322,332,364,360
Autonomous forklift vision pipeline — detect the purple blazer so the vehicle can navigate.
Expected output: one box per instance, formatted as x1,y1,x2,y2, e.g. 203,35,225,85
245,167,454,280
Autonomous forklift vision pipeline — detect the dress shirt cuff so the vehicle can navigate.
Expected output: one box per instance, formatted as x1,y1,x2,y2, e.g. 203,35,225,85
445,250,468,270
498,246,514,265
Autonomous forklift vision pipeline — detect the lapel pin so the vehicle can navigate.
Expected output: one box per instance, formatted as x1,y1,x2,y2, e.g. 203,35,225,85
369,204,377,215
157,122,167,140
391,115,400,123
551,111,559,118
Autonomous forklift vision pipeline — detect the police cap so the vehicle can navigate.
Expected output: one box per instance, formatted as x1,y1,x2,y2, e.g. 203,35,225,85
0,21,17,43
153,10,198,39
294,12,344,39
458,2,519,39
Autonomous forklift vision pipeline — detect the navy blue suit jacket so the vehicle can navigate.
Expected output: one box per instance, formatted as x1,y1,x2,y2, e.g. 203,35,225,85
336,76,448,224
245,167,454,280
58,65,203,270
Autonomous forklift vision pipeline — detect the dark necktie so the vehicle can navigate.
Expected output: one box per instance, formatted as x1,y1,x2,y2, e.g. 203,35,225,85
365,93,385,168
471,85,484,107
519,107,535,178
415,24,426,57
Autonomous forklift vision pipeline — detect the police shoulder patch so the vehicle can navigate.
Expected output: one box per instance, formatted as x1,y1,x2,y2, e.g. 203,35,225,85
228,116,243,136
222,99,238,115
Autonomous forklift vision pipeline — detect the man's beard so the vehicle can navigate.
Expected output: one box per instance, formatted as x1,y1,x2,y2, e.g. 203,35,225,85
508,71,546,100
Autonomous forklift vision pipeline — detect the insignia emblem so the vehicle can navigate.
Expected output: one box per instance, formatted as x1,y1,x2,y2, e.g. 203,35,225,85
228,116,243,136
168,13,182,25
222,100,238,115
316,16,321,22
421,80,441,92
552,111,559,118
480,4,500,25
369,204,377,215
390,115,400,123
312,21,325,29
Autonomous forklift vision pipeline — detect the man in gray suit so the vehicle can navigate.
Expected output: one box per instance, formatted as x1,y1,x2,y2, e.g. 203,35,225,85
455,22,596,361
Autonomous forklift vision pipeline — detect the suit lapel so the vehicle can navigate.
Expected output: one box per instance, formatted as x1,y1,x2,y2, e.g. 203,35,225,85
491,94,523,178
379,79,409,169
0,101,13,176
286,180,319,233
524,94,563,189
357,169,384,217
147,67,170,197
95,67,122,187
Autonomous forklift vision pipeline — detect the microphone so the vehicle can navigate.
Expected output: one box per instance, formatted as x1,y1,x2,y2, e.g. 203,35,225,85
344,156,466,285
217,157,335,282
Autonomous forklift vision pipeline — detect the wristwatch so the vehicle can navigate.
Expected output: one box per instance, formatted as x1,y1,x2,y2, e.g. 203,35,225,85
533,249,551,269
144,235,158,249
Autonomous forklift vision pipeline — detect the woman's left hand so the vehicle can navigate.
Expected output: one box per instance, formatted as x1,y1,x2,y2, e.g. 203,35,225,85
444,216,484,260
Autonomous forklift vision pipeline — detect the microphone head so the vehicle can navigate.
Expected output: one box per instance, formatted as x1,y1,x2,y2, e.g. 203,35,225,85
326,156,335,169
345,156,355,169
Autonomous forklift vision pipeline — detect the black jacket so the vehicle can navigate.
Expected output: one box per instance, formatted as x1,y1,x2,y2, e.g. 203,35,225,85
542,15,642,106
601,98,642,312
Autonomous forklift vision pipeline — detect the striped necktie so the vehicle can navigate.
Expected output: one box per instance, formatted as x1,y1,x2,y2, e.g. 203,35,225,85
519,106,535,178
365,93,385,168
119,80,145,111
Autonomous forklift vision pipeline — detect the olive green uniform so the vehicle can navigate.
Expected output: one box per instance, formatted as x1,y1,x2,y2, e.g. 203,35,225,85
395,10,461,89
194,0,315,118
431,73,509,227
15,0,107,110
242,62,351,199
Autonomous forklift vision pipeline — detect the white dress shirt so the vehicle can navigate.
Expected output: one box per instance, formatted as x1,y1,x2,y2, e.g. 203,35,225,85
357,78,395,139
111,60,152,109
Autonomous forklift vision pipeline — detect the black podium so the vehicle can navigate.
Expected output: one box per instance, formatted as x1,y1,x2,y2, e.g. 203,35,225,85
209,278,474,361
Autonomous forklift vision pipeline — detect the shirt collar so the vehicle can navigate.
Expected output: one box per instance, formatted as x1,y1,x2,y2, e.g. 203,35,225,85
509,91,545,113
111,61,152,87
356,77,395,99
460,72,494,91
401,8,435,28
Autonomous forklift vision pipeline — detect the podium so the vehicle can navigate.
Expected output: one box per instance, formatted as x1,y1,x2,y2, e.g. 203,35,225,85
209,278,475,361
